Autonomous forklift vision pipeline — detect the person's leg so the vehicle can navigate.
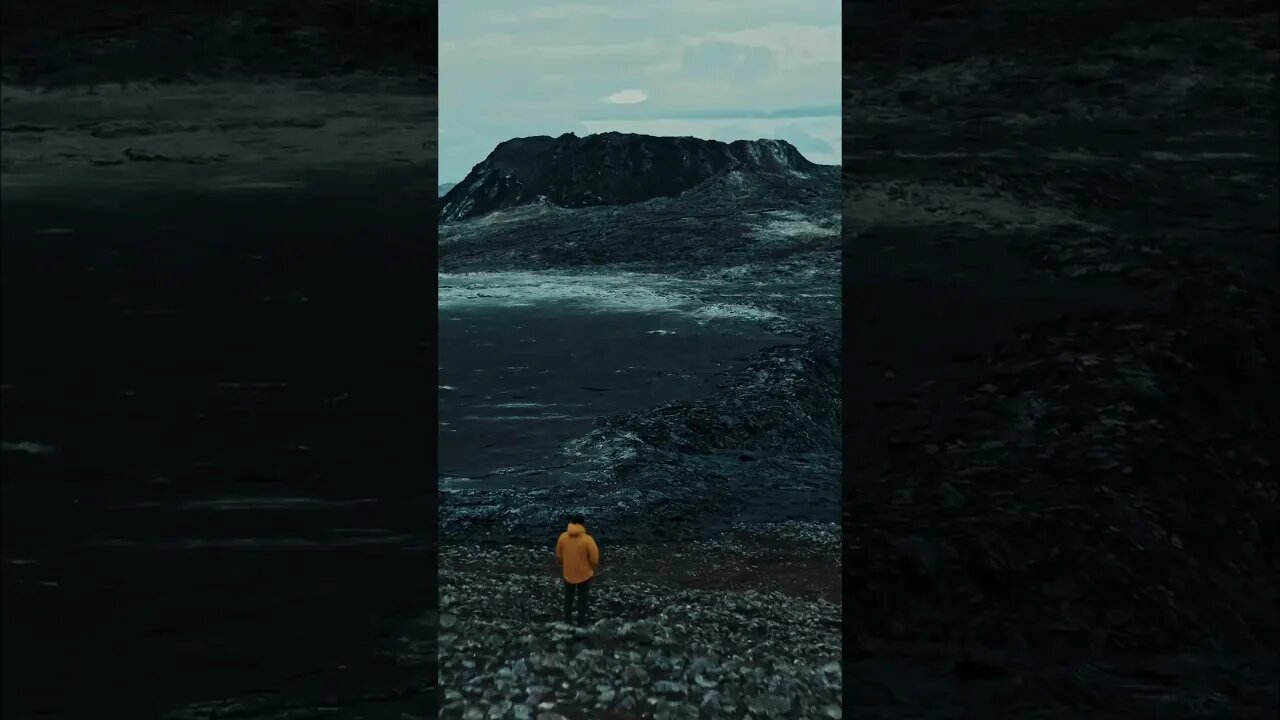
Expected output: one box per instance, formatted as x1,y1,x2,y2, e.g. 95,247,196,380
563,579,575,622
576,578,590,625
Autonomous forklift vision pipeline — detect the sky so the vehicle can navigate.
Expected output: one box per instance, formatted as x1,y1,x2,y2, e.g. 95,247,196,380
439,1,841,183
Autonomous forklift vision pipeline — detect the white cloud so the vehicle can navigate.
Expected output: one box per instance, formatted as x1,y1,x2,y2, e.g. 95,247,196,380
642,57,684,76
643,0,836,22
699,23,840,71
516,4,648,21
442,35,667,61
605,89,649,105
487,0,818,24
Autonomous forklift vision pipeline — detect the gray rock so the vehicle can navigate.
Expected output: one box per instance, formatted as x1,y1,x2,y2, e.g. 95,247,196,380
653,680,687,697
747,694,792,714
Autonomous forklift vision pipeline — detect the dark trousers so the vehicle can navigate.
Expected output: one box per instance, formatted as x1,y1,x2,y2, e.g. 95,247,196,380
563,578,590,624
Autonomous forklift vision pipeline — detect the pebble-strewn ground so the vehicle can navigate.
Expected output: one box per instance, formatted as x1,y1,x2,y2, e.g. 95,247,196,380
439,523,841,720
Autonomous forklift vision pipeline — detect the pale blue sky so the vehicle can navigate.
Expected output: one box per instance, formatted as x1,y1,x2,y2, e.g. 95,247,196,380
439,1,841,183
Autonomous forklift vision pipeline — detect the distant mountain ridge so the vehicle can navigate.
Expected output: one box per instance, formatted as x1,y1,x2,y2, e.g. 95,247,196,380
438,132,820,223
437,182,457,197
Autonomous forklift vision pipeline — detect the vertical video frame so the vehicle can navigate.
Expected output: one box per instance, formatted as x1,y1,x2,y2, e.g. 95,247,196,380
438,1,843,718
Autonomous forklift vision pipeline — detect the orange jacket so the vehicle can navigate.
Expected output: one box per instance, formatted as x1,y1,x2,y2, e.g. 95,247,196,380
555,523,599,584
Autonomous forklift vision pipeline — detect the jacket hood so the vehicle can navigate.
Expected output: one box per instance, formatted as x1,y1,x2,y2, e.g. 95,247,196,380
566,522,586,537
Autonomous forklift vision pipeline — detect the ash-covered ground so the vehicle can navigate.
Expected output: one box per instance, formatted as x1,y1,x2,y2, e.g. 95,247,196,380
845,0,1278,717
437,133,843,718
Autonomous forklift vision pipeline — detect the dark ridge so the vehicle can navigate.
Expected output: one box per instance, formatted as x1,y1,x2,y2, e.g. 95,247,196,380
438,132,818,223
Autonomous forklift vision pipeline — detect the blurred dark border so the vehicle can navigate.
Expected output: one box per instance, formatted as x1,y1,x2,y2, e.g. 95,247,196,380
1,0,436,85
1,1,439,717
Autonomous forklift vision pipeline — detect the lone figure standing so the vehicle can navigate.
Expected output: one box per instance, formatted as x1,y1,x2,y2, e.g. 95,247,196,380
555,514,599,625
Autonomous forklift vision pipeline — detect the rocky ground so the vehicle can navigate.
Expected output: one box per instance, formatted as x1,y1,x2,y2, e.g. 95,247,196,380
438,523,841,720
845,0,1278,716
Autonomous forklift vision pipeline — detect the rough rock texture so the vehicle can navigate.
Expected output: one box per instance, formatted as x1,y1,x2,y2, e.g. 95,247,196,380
846,0,1278,716
439,132,817,222
439,153,841,545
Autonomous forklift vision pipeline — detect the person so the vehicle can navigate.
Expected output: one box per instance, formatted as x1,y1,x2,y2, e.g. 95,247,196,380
555,514,599,626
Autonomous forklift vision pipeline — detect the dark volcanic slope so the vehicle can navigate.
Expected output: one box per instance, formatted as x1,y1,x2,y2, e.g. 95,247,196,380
439,132,817,222
438,138,841,544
